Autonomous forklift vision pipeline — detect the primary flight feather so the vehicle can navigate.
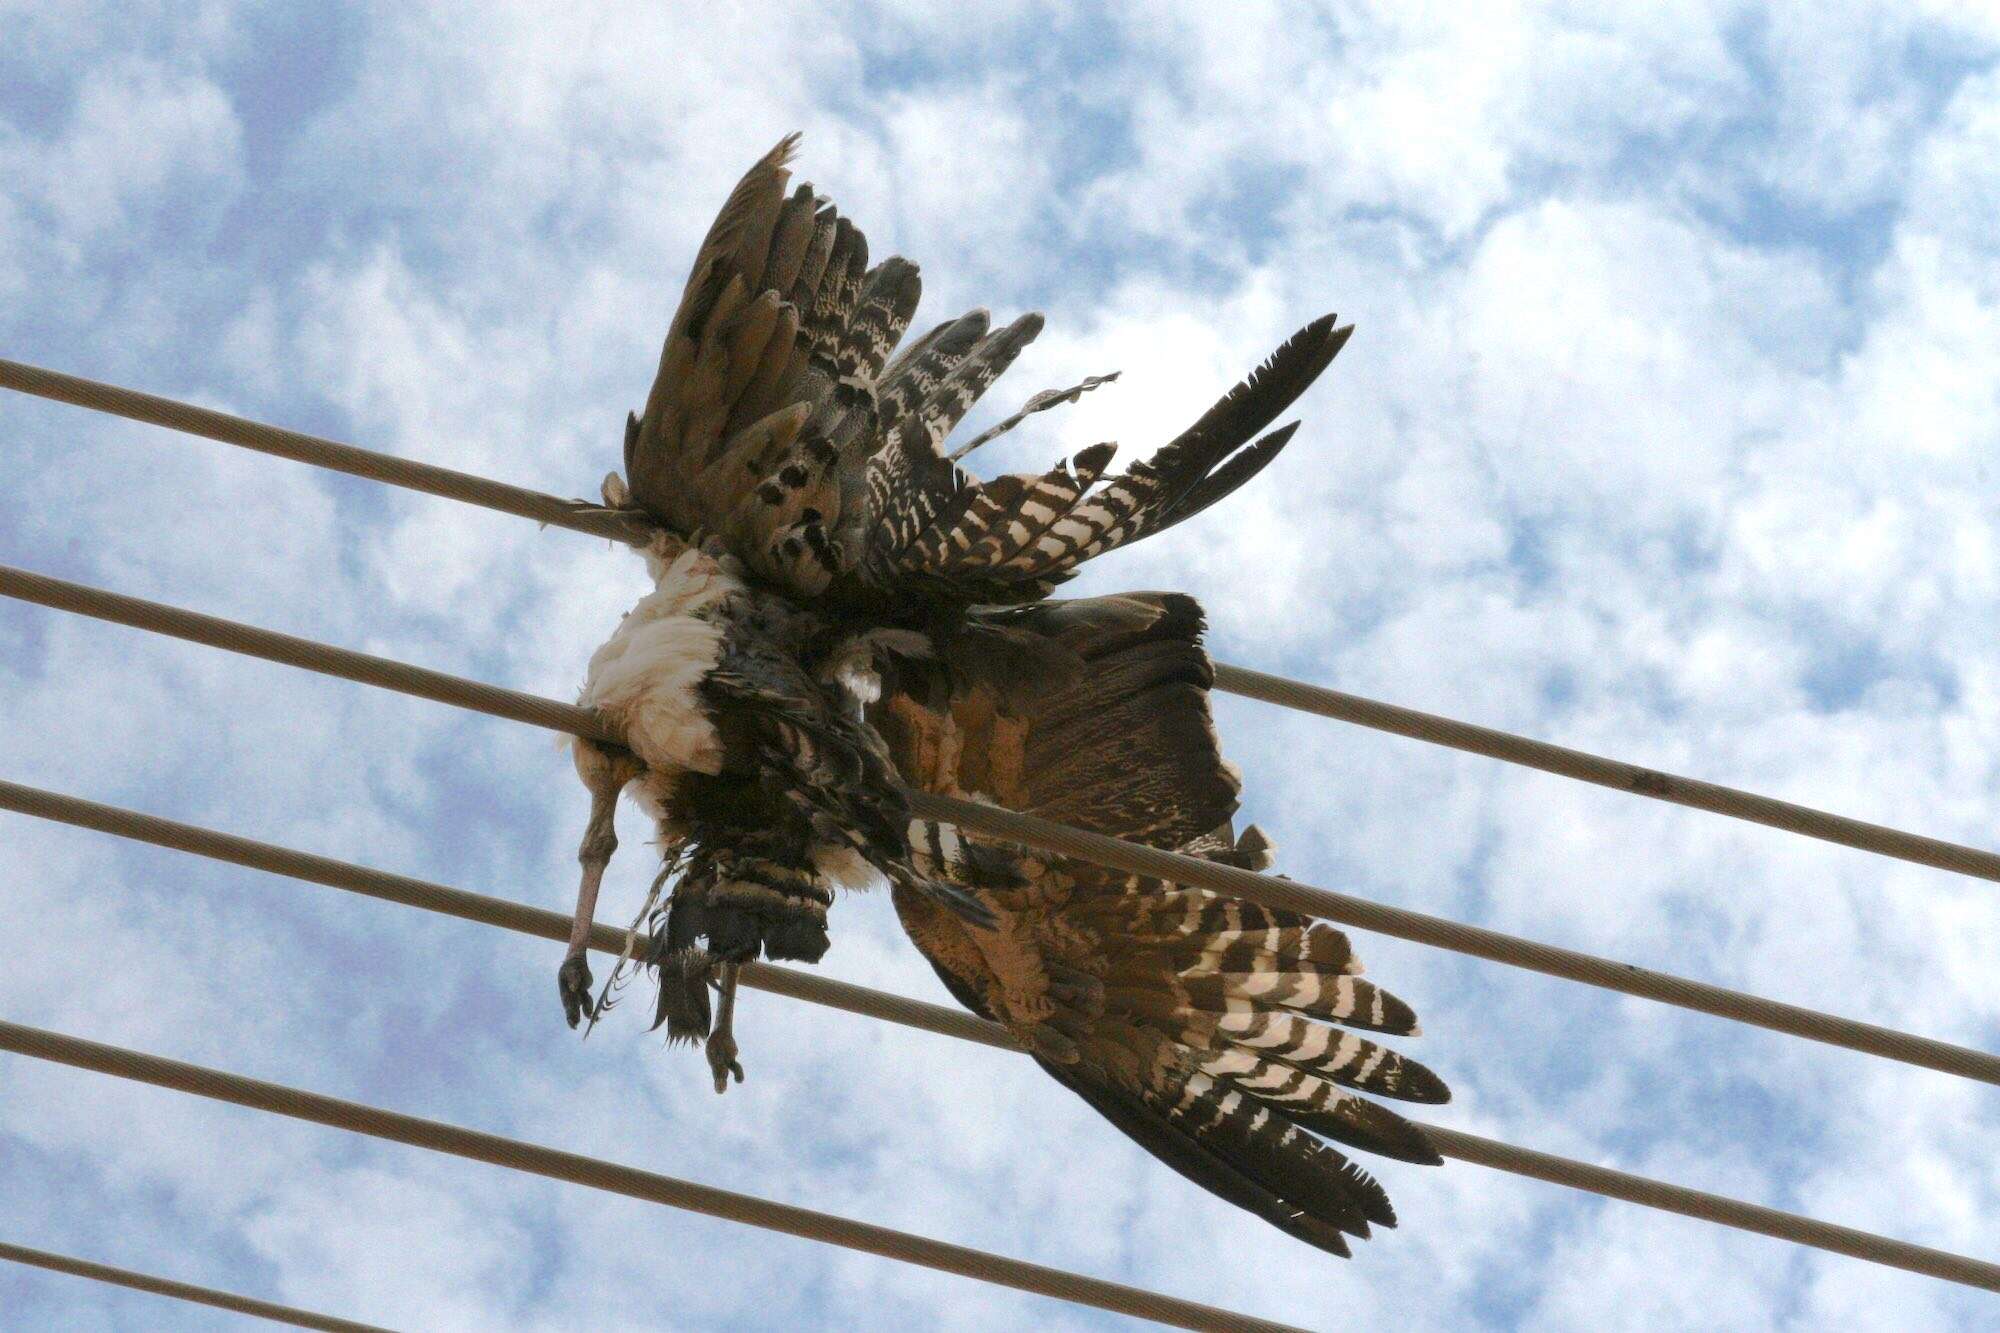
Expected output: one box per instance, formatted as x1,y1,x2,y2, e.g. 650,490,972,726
562,134,1448,1254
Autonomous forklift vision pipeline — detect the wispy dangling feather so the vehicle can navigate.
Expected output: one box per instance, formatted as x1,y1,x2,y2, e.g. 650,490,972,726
584,858,680,1040
947,371,1120,462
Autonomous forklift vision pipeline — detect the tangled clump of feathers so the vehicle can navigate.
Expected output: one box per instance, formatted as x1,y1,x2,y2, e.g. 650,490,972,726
555,135,1448,1253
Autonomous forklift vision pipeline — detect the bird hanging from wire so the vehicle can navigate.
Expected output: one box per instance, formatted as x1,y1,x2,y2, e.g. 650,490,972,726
561,135,1449,1255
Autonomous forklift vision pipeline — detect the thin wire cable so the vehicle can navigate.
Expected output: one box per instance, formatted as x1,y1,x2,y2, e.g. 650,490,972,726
10,365,1997,1304
1409,1126,2000,1291
0,1020,1305,1333
905,789,2000,1087
1211,663,2000,885
0,358,651,546
3,562,1994,1087
0,778,1004,1051
10,356,2000,887
5,782,1998,1292
0,1240,393,1333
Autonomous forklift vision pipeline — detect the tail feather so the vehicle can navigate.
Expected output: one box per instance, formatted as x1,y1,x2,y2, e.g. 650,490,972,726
879,310,992,431
758,182,821,302
841,259,924,397
648,883,714,1045
910,312,1045,453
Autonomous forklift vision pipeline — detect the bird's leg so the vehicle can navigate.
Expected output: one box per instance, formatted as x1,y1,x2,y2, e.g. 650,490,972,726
561,743,643,1029
706,959,745,1093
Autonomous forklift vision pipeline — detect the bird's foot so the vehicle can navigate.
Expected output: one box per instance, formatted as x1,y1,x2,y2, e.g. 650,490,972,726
706,958,744,1093
558,953,595,1029
706,1028,744,1094
563,742,642,1030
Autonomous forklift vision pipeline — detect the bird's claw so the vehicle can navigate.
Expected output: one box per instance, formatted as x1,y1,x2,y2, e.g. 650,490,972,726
707,1032,744,1094
558,954,595,1029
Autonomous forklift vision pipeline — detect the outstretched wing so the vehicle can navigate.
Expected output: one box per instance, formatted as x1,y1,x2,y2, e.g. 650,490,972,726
872,594,1449,1256
622,137,1354,610
622,134,916,598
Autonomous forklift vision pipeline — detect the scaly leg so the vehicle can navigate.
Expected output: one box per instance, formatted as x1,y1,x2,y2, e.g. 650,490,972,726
706,959,745,1093
560,743,643,1028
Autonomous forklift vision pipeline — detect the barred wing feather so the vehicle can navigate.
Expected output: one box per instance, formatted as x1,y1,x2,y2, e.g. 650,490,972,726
874,593,1448,1256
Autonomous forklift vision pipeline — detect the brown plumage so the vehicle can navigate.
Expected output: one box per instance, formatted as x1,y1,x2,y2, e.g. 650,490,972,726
562,135,1447,1252
877,595,1446,1255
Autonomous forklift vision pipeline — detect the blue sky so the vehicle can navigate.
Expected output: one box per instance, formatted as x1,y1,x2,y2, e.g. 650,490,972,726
2,3,1998,1329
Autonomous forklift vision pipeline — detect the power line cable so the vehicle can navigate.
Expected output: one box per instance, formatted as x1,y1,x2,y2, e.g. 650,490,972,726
3,360,2000,1288
0,1020,1307,1333
0,359,649,547
0,778,1003,1051
1407,1124,2000,1292
905,788,2000,1085
9,357,2000,887
3,781,1997,1292
2,562,1993,1086
0,1240,392,1332
1210,663,2000,885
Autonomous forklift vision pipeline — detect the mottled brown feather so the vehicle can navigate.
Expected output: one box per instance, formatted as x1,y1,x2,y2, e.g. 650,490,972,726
877,594,1448,1254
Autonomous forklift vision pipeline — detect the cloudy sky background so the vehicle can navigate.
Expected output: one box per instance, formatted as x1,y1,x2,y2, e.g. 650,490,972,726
3,3,1998,1328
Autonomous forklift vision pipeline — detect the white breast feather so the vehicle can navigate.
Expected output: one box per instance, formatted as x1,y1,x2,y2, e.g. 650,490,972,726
576,545,742,779
812,844,882,892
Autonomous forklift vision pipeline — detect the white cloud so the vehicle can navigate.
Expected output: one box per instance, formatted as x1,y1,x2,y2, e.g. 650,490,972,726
1099,1,1744,242
245,1166,537,1328
4,4,1999,1330
0,56,241,269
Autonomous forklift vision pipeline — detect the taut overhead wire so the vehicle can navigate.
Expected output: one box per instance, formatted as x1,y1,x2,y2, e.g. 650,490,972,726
10,356,2000,886
0,1020,1305,1333
2,562,1993,1087
4,781,1997,1291
0,1240,392,1332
